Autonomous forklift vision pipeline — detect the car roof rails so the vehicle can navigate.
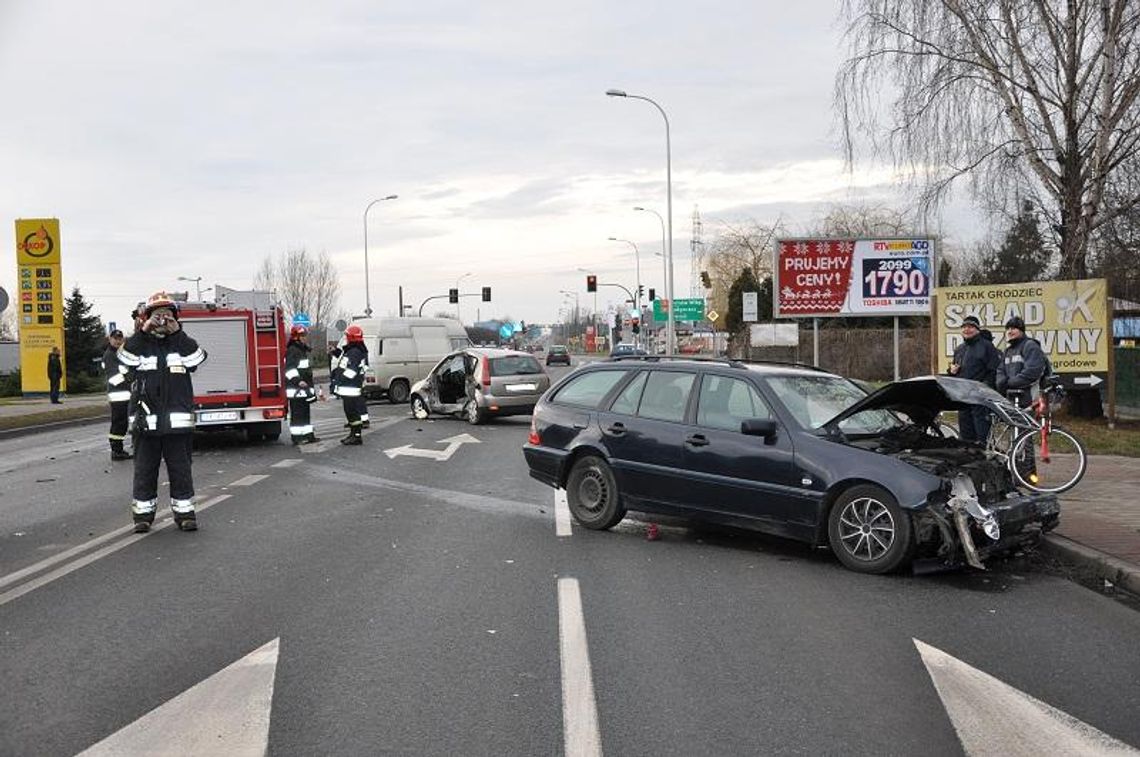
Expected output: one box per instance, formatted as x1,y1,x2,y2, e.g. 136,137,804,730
734,359,833,373
605,354,750,369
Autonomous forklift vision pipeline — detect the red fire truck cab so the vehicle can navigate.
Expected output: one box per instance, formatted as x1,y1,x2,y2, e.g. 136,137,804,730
178,299,288,441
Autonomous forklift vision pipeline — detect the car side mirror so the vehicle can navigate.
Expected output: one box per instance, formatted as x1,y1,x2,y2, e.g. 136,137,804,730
741,418,778,439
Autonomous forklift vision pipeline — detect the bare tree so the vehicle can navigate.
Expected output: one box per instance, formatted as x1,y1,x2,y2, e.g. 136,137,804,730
703,220,783,316
253,248,341,328
837,0,1140,279
807,202,913,238
0,308,17,341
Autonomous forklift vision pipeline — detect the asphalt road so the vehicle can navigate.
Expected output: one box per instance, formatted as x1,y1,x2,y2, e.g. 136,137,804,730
2,360,1139,756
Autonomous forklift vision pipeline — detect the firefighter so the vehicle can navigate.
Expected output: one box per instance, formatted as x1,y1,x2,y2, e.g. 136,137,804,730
117,292,208,532
285,324,319,444
327,341,342,399
103,328,132,460
337,324,369,445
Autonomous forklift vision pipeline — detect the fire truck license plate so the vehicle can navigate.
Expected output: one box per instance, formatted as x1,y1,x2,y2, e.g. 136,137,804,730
200,411,239,422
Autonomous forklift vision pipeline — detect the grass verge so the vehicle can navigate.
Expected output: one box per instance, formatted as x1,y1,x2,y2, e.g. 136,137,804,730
1056,416,1140,457
0,405,108,431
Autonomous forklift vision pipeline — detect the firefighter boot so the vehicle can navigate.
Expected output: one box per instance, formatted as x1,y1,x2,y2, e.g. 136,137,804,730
175,514,198,531
133,518,152,533
307,433,321,443
340,426,363,445
110,440,133,461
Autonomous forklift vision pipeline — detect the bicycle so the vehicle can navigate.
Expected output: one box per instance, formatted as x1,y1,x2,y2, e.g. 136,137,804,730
987,378,1087,494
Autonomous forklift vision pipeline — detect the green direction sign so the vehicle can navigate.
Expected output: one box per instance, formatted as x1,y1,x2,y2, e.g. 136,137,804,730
654,298,705,321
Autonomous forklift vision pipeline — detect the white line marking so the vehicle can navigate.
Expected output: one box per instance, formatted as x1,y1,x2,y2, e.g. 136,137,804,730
78,638,279,757
229,474,269,486
554,489,572,537
915,639,1140,755
0,495,231,607
558,577,603,757
271,459,302,468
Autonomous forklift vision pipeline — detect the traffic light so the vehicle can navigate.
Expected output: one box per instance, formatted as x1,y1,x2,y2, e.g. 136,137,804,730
632,317,640,334
482,286,491,302
449,288,459,304
586,275,597,293
638,284,644,300
648,288,656,301
701,271,711,288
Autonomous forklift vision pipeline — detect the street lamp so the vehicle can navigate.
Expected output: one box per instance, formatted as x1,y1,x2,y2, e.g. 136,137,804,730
455,271,473,322
607,88,675,355
608,237,642,347
177,276,203,301
363,194,399,318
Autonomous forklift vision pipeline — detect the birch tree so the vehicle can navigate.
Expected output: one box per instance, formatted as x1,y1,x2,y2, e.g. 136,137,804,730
252,248,341,329
837,0,1140,278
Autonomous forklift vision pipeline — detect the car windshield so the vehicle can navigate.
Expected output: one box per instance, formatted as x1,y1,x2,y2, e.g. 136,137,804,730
490,355,543,376
551,346,567,354
764,375,897,433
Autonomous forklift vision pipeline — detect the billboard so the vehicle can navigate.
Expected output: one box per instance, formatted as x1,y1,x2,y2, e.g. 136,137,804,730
775,238,934,317
932,279,1109,385
14,219,65,394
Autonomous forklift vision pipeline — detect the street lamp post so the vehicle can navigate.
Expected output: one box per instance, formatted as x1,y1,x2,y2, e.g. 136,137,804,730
455,272,474,323
363,194,398,318
607,89,674,355
636,207,668,353
559,290,580,341
177,276,203,301
609,237,642,348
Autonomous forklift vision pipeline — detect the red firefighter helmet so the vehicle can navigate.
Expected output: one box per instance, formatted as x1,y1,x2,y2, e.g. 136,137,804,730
345,324,365,343
290,324,309,339
143,291,178,318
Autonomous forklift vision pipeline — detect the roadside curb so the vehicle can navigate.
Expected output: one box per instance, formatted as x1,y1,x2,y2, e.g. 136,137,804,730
0,412,109,440
1041,533,1140,597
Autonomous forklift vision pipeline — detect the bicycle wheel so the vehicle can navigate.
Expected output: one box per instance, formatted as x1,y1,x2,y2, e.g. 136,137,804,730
1010,426,1087,494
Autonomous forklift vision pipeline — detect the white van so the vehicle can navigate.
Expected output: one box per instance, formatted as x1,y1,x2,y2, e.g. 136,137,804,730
341,317,471,403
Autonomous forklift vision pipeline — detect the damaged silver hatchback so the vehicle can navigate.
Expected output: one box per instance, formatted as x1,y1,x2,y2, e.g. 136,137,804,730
409,348,551,425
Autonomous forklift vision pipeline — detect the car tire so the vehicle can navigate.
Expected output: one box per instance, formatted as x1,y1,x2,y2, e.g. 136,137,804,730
410,394,430,420
565,455,625,530
827,484,914,574
388,379,410,405
464,399,484,425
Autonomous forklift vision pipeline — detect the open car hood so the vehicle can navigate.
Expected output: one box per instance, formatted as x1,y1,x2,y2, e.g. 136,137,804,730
822,375,1037,431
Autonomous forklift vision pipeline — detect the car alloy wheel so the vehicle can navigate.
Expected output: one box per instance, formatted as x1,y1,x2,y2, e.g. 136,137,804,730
410,395,430,420
827,484,913,574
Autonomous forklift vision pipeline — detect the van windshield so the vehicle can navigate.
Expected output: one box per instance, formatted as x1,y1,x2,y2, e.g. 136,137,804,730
490,356,543,376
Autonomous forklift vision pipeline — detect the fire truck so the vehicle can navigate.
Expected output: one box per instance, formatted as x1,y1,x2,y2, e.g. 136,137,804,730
177,289,288,441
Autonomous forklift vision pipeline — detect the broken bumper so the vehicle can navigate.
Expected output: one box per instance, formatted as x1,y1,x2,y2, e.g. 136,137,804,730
917,489,1060,569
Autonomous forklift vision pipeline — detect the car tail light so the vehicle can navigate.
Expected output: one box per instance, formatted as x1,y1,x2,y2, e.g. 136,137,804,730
481,355,491,387
527,417,541,445
264,408,286,419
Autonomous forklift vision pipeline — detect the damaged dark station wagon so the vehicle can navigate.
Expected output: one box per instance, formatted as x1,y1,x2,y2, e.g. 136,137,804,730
523,358,1060,574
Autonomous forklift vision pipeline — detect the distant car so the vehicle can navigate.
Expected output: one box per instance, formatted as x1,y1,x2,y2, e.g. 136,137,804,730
609,343,647,358
522,360,1060,574
546,345,571,366
410,347,551,424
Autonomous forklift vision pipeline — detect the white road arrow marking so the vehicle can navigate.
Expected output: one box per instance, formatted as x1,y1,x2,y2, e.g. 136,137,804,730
1073,375,1104,387
79,638,280,757
914,639,1139,755
384,433,481,461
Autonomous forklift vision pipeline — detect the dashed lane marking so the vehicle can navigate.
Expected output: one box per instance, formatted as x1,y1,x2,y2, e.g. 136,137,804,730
229,474,269,486
0,495,232,607
271,459,302,468
554,489,572,537
558,577,603,757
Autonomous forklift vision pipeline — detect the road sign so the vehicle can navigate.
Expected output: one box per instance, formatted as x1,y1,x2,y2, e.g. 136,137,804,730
707,310,720,322
742,291,758,322
292,312,311,327
654,297,704,321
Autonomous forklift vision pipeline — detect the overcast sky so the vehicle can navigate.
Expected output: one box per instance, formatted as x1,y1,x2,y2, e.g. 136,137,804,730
0,0,971,328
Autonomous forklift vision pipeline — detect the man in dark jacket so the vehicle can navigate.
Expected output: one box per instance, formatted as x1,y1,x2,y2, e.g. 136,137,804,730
285,325,319,445
117,292,207,532
103,329,132,460
949,315,1002,442
995,315,1048,407
47,346,63,403
337,325,369,446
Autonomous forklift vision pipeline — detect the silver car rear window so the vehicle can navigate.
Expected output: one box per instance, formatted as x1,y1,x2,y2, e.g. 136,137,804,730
490,356,543,376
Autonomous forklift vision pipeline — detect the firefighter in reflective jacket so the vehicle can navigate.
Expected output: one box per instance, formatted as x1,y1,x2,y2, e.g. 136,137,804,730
117,292,208,533
338,324,369,445
285,325,319,445
103,328,133,461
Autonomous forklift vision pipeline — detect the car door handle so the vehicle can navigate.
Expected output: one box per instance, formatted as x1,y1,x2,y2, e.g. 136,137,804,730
685,434,710,447
605,422,626,436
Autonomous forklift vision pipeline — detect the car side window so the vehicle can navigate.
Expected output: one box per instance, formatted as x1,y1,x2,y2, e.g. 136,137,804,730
553,370,629,408
608,371,647,416
637,371,696,423
696,375,771,432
